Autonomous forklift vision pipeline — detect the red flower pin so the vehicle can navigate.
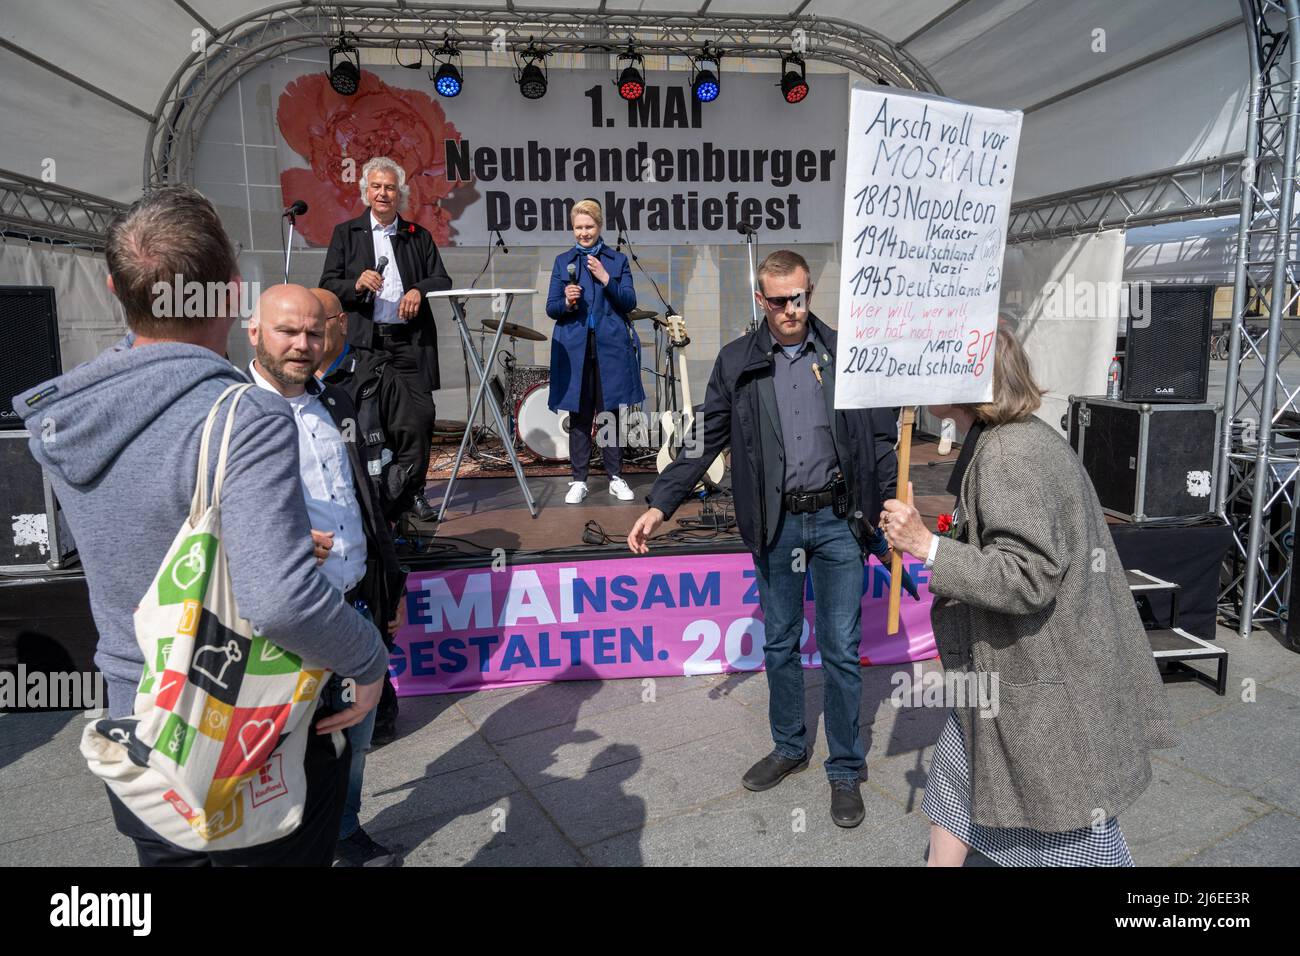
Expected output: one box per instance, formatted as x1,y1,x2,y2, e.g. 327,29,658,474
937,513,953,533
408,224,415,234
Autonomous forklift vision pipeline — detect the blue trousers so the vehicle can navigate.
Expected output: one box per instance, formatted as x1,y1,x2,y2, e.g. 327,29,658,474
752,505,866,781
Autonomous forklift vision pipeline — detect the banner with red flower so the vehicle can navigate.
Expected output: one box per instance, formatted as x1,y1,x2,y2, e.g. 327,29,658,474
269,61,847,247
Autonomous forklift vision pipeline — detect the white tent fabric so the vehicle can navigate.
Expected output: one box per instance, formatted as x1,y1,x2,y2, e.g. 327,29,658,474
0,238,126,371
1124,216,1241,285
0,0,1252,206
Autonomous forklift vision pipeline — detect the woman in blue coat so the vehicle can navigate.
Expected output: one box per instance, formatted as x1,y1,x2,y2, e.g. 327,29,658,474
546,199,644,503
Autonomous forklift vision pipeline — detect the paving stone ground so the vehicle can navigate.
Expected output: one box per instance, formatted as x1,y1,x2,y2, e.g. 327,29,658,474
2,624,1297,866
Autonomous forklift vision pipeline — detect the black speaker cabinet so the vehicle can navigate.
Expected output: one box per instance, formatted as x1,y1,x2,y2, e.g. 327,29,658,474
1122,284,1214,404
1068,396,1220,522
0,286,61,430
0,431,76,569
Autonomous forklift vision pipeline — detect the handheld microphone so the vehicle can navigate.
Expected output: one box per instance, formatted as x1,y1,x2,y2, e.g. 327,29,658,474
363,255,388,305
938,418,956,456
282,199,308,218
567,262,578,285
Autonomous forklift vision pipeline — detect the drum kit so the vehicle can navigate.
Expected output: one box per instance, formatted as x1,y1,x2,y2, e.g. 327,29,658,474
456,308,675,469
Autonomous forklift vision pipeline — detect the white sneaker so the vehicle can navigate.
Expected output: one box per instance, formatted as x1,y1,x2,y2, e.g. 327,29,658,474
609,476,635,501
565,480,589,504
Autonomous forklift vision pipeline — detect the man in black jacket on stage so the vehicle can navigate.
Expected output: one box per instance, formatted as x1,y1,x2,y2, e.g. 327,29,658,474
319,156,453,521
628,250,898,829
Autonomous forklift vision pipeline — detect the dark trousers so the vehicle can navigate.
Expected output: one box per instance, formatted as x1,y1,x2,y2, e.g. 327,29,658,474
371,326,435,496
106,716,350,867
569,329,622,482
751,505,866,780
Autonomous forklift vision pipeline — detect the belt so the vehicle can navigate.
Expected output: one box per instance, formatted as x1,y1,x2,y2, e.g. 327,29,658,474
783,485,836,515
373,322,413,337
344,584,365,606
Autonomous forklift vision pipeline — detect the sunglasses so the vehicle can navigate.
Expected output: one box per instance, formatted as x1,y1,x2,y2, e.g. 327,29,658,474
760,291,808,309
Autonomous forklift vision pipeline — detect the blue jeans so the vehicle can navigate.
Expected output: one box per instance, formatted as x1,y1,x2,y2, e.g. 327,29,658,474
323,673,376,841
752,505,865,781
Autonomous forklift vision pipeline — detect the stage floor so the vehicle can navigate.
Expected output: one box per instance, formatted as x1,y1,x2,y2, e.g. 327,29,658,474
410,434,957,563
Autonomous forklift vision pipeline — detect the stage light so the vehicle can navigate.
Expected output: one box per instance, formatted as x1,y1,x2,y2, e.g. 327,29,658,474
435,62,462,97
780,53,809,104
431,36,463,97
616,46,645,101
329,34,361,96
618,67,645,100
516,42,550,100
690,45,721,103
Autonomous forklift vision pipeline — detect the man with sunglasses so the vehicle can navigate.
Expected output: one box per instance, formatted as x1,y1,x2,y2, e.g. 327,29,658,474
629,249,898,828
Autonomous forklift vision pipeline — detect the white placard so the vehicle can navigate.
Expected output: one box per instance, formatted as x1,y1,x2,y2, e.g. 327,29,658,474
834,87,1023,409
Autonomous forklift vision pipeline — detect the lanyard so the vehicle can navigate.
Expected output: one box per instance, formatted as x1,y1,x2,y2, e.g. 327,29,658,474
322,342,351,379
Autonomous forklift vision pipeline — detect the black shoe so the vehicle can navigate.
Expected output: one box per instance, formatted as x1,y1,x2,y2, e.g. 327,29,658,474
742,751,810,792
370,715,396,748
830,779,866,828
407,494,436,522
333,827,398,867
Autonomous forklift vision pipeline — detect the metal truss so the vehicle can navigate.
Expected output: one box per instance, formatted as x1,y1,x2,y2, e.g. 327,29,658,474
1006,154,1251,244
143,2,941,190
1218,0,1300,633
0,168,126,249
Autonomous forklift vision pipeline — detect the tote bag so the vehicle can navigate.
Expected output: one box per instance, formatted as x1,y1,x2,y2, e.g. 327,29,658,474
82,383,333,851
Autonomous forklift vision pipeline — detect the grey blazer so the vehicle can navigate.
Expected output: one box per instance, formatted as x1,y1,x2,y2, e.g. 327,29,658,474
928,415,1177,832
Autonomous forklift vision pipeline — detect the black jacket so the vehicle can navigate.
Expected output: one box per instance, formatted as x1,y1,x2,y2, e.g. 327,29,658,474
648,313,898,555
319,211,454,393
321,345,424,521
316,381,407,637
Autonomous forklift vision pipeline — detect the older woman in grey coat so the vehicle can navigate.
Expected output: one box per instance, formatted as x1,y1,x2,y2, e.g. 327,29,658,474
881,328,1177,866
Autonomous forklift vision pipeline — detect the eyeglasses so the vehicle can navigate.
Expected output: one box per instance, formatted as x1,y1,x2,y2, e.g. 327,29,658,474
760,291,808,309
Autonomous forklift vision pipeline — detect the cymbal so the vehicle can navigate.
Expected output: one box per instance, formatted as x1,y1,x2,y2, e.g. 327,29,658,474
477,318,548,342
627,308,659,322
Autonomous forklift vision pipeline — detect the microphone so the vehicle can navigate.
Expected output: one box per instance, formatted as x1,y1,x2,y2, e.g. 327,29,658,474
493,229,509,254
282,199,308,218
938,417,956,456
363,255,388,305
567,262,577,285
736,221,758,236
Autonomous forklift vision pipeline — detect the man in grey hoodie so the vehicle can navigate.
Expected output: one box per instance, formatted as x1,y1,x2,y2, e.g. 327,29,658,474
14,185,389,866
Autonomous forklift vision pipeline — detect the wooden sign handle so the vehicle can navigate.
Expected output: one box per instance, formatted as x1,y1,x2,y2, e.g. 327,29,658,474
887,406,916,636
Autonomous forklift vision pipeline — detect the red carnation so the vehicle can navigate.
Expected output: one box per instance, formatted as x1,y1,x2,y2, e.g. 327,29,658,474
937,513,953,533
275,70,478,246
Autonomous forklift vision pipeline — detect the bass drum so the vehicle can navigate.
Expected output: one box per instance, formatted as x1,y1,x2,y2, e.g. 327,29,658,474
515,382,571,462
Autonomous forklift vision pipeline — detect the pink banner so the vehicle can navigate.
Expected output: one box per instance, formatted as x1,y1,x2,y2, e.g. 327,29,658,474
389,551,936,695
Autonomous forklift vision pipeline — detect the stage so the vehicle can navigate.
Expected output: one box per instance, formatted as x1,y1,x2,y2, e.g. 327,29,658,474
406,431,958,567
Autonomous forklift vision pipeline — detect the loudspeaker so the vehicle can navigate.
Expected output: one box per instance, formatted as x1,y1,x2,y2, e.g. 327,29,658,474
1122,284,1214,404
0,286,61,430
0,431,76,569
1068,395,1220,522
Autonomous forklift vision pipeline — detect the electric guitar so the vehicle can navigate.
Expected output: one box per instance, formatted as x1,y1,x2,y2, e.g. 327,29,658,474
656,315,726,486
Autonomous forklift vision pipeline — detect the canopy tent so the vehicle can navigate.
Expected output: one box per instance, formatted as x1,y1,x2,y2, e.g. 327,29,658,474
0,0,1250,210
4,0,1299,639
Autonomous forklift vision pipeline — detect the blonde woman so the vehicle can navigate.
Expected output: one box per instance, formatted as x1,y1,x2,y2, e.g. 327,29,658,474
881,328,1176,866
545,199,643,503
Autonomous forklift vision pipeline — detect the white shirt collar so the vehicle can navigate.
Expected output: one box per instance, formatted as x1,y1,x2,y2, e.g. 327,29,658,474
247,359,324,404
370,212,397,235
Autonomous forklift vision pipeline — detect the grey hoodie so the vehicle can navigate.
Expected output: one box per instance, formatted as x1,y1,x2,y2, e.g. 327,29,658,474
14,339,388,718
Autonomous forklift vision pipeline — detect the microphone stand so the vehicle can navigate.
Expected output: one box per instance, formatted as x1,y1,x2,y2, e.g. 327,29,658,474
282,210,300,283
742,223,761,334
